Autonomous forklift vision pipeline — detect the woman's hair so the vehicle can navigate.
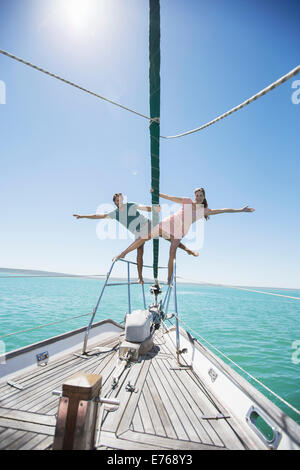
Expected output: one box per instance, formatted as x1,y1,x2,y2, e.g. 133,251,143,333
194,188,209,220
113,193,122,206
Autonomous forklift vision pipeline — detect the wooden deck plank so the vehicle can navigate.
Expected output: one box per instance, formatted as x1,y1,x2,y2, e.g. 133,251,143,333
114,359,151,437
146,370,177,439
0,430,29,450
161,337,248,449
185,369,249,449
153,357,202,443
0,339,120,404
40,348,120,416
170,369,227,446
31,349,120,415
149,360,190,441
0,336,121,389
98,367,134,434
1,350,117,412
99,430,163,451
160,356,224,446
162,339,249,450
102,358,150,435
0,355,78,392
137,392,155,435
131,405,144,433
43,348,120,416
0,416,55,436
3,431,37,450
0,353,102,407
0,352,90,398
1,364,94,412
122,429,226,451
0,407,56,426
142,379,166,437
32,435,53,450
18,433,51,450
157,357,217,445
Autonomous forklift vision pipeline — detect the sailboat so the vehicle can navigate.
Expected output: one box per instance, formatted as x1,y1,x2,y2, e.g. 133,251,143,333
0,0,299,451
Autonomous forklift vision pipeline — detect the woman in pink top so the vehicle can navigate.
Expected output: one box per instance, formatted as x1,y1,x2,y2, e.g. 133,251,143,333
113,188,255,284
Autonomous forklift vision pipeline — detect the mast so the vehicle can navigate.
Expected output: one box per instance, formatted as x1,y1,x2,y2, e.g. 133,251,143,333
149,0,161,281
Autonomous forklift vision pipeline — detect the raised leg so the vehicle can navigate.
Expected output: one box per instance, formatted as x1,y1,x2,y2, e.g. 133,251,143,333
112,236,147,261
113,225,161,261
175,241,198,257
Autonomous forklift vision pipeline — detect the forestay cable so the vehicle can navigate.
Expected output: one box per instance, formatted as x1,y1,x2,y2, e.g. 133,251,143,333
179,317,300,416
0,48,153,121
176,276,300,300
1,48,298,140
161,65,300,139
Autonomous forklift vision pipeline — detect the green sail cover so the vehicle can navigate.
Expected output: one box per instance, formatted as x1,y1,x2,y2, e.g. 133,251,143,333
149,0,160,280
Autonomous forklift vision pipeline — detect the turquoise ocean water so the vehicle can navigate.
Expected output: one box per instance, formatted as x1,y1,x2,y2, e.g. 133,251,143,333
0,275,299,425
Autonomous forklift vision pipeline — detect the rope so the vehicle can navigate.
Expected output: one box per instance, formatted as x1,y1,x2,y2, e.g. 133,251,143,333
161,65,300,139
176,276,300,301
0,48,152,121
227,286,300,300
1,48,298,141
179,317,300,417
0,312,91,339
0,274,106,278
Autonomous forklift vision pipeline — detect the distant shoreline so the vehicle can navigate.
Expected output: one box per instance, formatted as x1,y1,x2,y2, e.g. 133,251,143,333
0,267,299,291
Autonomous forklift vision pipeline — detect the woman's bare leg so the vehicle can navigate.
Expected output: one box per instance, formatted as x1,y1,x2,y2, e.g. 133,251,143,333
176,241,198,257
168,239,180,285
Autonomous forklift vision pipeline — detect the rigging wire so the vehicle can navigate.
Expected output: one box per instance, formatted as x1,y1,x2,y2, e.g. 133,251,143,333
176,276,300,300
0,48,153,121
161,65,300,138
0,48,298,139
178,317,300,416
0,312,92,339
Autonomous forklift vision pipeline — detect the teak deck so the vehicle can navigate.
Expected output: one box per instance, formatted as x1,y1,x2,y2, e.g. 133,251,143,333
0,331,259,450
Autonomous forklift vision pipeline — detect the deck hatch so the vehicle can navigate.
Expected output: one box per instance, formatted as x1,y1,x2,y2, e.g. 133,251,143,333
246,406,282,449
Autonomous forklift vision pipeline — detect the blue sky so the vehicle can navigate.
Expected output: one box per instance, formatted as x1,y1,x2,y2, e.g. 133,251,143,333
0,0,299,288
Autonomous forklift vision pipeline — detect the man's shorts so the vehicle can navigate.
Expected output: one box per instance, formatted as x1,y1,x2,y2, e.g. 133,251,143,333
134,221,152,240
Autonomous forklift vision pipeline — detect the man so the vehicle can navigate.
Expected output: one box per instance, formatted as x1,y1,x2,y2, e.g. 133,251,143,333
73,193,197,283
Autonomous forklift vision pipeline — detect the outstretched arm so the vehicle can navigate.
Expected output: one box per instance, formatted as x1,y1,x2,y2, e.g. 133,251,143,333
136,205,152,212
207,206,255,216
150,188,185,204
137,204,161,213
73,213,108,219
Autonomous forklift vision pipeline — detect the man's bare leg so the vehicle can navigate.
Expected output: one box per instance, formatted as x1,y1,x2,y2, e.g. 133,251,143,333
137,244,145,284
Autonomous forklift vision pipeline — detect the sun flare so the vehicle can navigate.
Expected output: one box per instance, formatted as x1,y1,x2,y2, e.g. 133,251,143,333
61,0,98,31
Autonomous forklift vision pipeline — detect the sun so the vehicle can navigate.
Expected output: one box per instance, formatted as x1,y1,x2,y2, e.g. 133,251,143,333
61,0,98,31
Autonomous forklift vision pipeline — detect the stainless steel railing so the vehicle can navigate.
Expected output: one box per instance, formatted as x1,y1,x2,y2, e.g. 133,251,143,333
82,258,171,354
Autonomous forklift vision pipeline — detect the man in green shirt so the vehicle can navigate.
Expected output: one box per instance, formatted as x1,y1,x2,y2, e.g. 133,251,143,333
73,193,197,284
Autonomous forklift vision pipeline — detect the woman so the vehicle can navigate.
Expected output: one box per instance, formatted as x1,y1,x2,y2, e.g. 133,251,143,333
113,188,255,284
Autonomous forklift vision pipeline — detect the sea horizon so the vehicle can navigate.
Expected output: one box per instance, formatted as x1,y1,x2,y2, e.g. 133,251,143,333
0,267,299,291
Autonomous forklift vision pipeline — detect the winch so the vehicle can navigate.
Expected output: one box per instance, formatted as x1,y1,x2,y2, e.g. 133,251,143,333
118,282,164,362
